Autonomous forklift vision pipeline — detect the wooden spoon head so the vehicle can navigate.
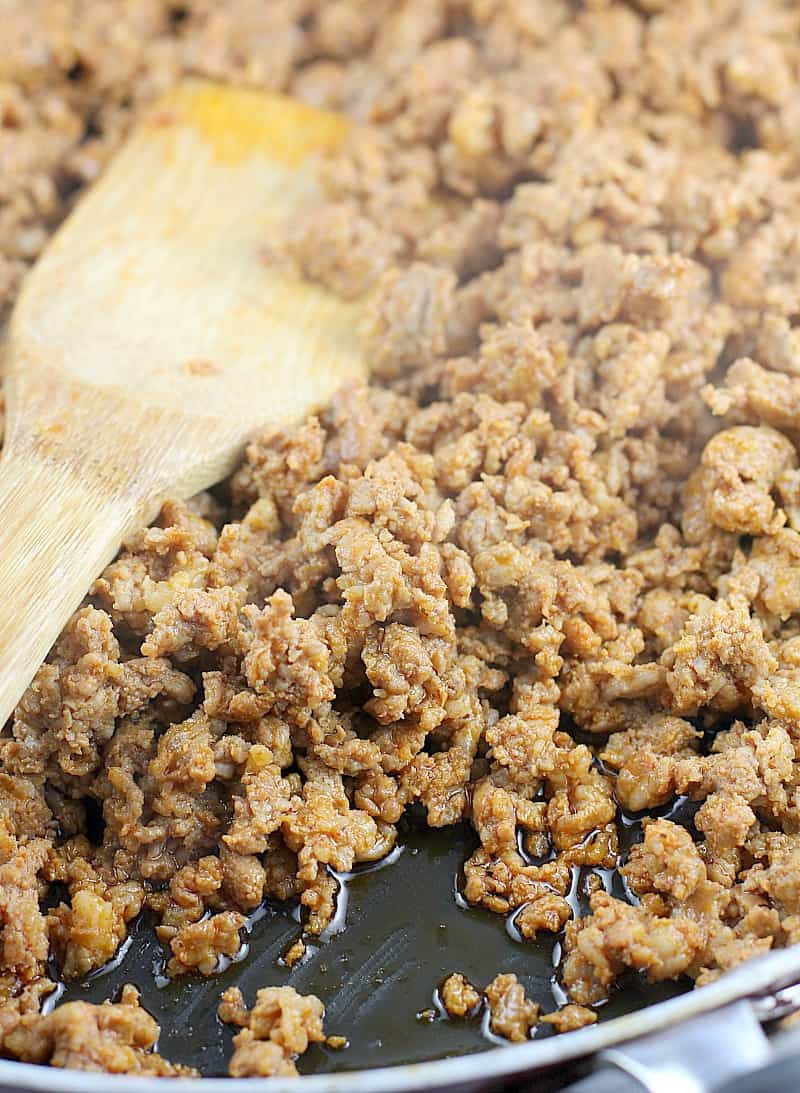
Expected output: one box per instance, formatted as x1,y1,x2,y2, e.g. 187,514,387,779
0,84,368,734
7,81,365,433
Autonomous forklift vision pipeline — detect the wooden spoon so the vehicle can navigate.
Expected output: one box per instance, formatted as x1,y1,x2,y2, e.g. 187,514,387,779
0,80,366,728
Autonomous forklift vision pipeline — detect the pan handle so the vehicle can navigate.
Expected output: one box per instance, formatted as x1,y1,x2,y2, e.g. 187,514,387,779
557,999,770,1093
558,1070,644,1093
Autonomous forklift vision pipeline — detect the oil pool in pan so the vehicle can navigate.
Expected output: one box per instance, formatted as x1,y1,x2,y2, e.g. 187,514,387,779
47,807,691,1077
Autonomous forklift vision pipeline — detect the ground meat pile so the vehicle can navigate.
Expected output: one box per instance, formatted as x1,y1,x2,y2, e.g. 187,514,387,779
5,0,800,1075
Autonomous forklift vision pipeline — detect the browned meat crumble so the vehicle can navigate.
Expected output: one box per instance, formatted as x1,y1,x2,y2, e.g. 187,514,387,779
218,985,326,1078
440,972,481,1019
0,984,195,1076
440,971,596,1038
484,973,540,1043
4,0,800,1075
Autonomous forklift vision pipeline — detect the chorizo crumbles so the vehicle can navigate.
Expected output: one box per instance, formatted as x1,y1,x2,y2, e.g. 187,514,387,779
5,0,800,1076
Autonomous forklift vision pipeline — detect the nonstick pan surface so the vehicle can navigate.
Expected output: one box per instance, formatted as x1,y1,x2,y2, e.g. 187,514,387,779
42,810,687,1078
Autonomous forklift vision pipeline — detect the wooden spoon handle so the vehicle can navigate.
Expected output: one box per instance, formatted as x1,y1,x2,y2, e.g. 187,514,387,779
0,449,132,729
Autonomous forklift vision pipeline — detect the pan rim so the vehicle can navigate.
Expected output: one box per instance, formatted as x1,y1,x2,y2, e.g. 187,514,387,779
1,946,798,1092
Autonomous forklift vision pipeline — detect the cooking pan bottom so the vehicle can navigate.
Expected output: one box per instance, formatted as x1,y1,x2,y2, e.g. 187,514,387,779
49,815,687,1077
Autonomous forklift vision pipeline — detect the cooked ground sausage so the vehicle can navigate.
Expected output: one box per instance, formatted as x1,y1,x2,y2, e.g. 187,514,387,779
4,0,800,1073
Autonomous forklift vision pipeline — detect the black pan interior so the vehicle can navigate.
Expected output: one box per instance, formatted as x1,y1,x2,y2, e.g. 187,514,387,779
50,806,691,1077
